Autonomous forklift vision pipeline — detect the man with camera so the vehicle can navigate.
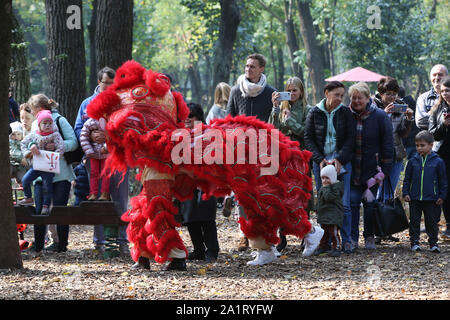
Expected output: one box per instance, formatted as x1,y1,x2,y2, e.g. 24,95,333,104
416,64,448,130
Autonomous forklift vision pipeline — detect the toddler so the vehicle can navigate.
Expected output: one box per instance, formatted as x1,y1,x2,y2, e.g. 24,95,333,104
314,165,344,257
18,110,65,214
80,118,110,201
9,121,28,184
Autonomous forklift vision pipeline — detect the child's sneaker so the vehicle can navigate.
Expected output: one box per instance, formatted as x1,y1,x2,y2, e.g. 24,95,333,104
40,205,50,215
430,245,440,253
18,197,34,206
411,244,421,252
98,192,110,201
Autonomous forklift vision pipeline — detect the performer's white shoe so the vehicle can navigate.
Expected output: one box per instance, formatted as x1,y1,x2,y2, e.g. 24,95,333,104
247,248,277,266
302,225,324,256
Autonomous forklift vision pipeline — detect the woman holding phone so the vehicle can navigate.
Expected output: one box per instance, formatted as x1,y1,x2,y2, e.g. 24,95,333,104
429,76,450,239
304,81,356,253
269,77,315,254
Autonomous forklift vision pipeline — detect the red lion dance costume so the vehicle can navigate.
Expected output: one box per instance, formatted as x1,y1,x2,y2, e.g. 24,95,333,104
87,60,312,268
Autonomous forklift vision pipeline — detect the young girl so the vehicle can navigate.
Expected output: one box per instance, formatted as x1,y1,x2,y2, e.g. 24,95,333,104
80,118,110,201
9,121,27,184
18,110,65,214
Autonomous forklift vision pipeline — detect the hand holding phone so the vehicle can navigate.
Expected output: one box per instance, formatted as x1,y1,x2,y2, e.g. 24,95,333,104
276,92,291,102
391,104,408,113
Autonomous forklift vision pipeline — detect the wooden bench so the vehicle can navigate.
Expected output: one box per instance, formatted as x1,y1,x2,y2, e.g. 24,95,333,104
15,201,128,226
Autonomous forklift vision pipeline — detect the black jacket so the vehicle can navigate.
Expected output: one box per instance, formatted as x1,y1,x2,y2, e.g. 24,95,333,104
429,100,450,160
180,189,217,224
304,103,356,165
226,85,276,122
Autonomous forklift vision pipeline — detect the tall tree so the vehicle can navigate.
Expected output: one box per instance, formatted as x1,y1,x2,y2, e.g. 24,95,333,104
0,0,23,270
11,12,31,104
95,0,133,71
45,0,86,125
88,0,98,93
212,0,241,88
297,0,325,104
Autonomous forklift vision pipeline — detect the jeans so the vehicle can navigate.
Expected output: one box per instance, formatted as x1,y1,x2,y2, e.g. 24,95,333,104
34,180,71,252
378,160,404,200
350,184,379,242
313,161,352,247
93,170,129,245
22,169,54,206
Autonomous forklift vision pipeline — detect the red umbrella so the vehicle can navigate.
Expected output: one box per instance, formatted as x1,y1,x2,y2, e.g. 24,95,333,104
325,67,385,82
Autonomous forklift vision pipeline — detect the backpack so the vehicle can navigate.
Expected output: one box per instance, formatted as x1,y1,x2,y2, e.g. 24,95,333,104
55,116,84,165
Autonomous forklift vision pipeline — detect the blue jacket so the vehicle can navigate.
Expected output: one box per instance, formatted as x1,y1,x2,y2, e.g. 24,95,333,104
74,86,100,141
403,152,448,201
73,162,90,197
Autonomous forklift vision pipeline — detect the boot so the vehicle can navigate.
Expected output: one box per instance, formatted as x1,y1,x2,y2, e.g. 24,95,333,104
98,192,110,201
237,236,249,251
165,258,187,271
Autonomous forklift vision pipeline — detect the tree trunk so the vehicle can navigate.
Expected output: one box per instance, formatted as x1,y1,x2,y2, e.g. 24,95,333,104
88,0,98,94
212,0,241,88
10,12,31,104
45,0,86,126
188,63,202,104
96,0,133,71
0,0,23,270
277,46,285,90
296,0,325,104
283,0,304,82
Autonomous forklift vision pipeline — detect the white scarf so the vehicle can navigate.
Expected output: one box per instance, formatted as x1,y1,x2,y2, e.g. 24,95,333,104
237,73,267,98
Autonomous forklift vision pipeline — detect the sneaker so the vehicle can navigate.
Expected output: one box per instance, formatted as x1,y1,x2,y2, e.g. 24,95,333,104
330,249,341,257
205,255,217,263
165,258,187,271
276,232,287,252
44,242,59,252
222,196,232,217
343,242,353,254
18,197,34,206
188,251,205,261
351,239,359,251
411,244,421,252
272,245,281,258
40,205,50,215
365,237,376,250
98,192,111,201
430,245,441,253
131,257,151,270
302,225,324,257
237,236,249,252
247,249,276,266
313,247,330,256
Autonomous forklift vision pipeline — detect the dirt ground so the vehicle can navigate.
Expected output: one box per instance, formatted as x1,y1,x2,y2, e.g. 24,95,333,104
1,208,449,301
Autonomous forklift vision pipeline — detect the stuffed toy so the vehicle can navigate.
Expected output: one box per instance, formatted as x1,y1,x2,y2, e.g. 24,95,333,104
87,60,313,268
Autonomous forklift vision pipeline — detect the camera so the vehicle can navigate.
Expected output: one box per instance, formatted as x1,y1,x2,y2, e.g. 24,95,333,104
276,92,291,101
391,104,408,113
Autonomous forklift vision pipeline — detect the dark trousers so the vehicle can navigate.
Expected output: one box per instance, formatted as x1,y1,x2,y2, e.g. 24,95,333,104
409,200,441,247
187,221,220,259
319,224,341,250
34,180,71,252
442,159,450,229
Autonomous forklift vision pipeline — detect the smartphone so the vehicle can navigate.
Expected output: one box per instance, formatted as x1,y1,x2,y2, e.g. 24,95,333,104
276,92,291,101
392,104,408,113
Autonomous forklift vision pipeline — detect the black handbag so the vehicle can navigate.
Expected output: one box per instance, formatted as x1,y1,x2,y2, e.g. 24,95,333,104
56,116,84,165
374,178,409,237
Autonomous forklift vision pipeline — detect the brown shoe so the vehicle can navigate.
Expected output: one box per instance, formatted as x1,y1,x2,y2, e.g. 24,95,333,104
87,194,97,201
237,236,249,251
98,192,110,201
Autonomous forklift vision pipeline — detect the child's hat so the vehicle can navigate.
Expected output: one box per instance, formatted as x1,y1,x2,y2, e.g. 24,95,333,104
320,165,337,184
9,121,23,134
36,110,53,125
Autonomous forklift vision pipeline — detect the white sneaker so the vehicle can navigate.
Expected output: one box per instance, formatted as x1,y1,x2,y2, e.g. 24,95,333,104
272,245,281,257
302,225,324,256
247,249,277,266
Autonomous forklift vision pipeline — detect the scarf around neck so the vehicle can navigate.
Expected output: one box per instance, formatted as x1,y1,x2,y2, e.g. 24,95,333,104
237,73,267,98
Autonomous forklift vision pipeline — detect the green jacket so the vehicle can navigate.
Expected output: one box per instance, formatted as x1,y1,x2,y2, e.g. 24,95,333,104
268,100,311,147
317,181,344,228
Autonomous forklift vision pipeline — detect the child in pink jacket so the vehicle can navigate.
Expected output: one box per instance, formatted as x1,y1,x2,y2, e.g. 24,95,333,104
80,118,110,201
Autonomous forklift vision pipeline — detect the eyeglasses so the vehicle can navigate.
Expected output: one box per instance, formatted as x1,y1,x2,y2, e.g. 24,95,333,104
383,92,398,97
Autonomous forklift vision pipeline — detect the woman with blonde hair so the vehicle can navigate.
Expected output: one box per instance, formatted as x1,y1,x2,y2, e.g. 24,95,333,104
206,82,231,125
27,93,79,255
